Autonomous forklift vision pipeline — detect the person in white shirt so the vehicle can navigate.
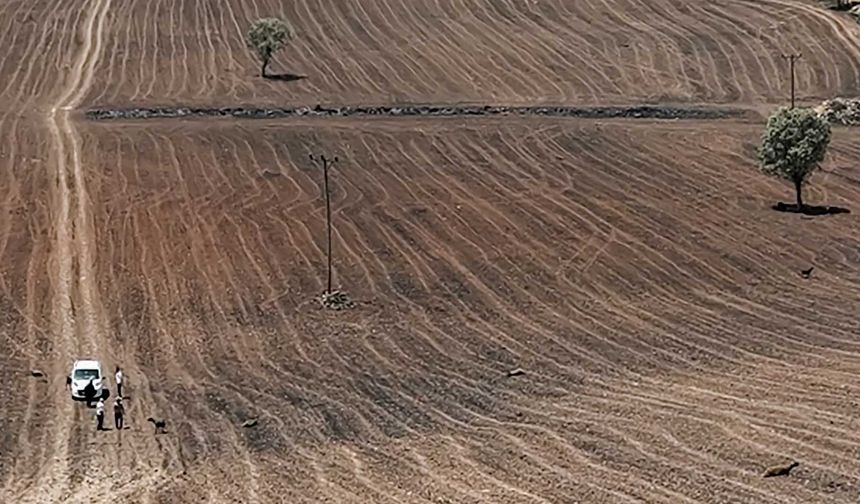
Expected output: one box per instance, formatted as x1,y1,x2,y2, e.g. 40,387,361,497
95,398,105,431
115,366,124,397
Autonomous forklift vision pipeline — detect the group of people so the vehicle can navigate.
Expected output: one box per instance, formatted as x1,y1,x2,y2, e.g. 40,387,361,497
68,366,126,432
95,393,124,431
66,366,125,431
94,366,125,431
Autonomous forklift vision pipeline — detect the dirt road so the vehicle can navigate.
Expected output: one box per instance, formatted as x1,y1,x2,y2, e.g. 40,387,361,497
2,0,175,501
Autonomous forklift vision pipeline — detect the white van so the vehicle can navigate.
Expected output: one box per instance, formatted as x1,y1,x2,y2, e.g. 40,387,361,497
69,359,107,401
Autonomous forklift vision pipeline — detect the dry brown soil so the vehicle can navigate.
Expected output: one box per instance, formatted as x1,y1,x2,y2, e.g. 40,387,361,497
2,1,860,503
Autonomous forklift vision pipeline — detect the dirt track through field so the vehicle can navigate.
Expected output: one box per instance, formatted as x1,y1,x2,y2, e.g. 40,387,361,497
3,0,172,501
25,0,111,500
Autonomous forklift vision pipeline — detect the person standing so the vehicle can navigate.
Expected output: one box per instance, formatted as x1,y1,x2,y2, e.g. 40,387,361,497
114,397,125,430
96,398,105,431
84,378,96,407
115,366,124,398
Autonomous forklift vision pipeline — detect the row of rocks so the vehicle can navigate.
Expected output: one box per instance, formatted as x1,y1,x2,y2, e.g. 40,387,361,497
85,104,746,121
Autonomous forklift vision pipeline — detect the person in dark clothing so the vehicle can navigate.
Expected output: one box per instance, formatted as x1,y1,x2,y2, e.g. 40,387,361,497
114,397,125,430
83,378,96,407
65,375,72,390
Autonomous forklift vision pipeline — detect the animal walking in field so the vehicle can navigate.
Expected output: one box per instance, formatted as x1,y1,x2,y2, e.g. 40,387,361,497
763,461,799,478
95,398,105,431
147,417,167,434
114,397,125,430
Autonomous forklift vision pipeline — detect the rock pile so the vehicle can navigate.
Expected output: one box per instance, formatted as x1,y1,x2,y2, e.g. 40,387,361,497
321,290,355,310
86,104,746,122
816,97,860,125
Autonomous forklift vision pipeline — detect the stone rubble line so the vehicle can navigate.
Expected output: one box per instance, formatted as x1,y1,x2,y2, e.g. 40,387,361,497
85,103,748,121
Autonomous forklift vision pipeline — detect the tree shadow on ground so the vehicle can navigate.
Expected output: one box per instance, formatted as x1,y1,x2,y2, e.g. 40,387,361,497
772,202,851,215
263,73,306,82
828,2,854,12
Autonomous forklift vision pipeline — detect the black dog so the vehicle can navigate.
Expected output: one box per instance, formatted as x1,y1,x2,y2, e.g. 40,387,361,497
147,417,167,434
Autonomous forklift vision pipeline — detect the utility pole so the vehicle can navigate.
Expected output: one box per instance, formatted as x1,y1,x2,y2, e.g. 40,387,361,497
309,153,339,294
782,53,801,108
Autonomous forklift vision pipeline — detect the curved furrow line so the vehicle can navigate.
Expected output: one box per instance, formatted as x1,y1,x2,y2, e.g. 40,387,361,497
564,129,767,285
215,0,245,99
372,146,676,374
64,0,860,106
140,0,163,100
548,144,748,292
607,389,860,480
552,393,849,490
579,411,839,503
373,205,628,375
0,0,45,103
522,1,623,100
699,3,778,93
346,3,428,100
449,7,551,102
128,0,150,102
6,8,70,109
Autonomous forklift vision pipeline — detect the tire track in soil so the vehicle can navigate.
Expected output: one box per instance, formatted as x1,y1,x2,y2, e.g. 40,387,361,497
13,0,129,501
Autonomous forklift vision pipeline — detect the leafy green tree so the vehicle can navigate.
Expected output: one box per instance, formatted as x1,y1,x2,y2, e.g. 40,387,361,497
246,17,294,78
758,107,831,209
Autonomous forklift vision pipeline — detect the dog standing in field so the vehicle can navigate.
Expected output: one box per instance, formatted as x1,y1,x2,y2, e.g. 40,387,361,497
147,417,167,434
763,461,799,478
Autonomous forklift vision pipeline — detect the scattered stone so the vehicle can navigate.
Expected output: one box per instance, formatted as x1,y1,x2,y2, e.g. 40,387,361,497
242,418,258,428
763,461,799,478
816,97,860,126
85,104,747,122
507,368,525,377
321,290,355,310
30,369,45,377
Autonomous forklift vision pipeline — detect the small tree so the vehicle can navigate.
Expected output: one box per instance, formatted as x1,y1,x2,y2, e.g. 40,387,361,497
246,17,294,78
758,107,831,210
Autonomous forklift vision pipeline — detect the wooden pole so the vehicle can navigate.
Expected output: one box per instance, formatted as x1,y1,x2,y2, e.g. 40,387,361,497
310,153,339,294
782,53,801,108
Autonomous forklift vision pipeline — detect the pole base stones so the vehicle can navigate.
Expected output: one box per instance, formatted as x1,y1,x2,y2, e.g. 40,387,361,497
321,290,355,310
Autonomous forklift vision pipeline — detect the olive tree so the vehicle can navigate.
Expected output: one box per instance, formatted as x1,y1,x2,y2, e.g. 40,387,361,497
758,107,831,210
246,17,294,78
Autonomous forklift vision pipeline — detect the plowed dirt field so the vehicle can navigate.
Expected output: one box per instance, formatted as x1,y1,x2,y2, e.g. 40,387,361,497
1,1,860,503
